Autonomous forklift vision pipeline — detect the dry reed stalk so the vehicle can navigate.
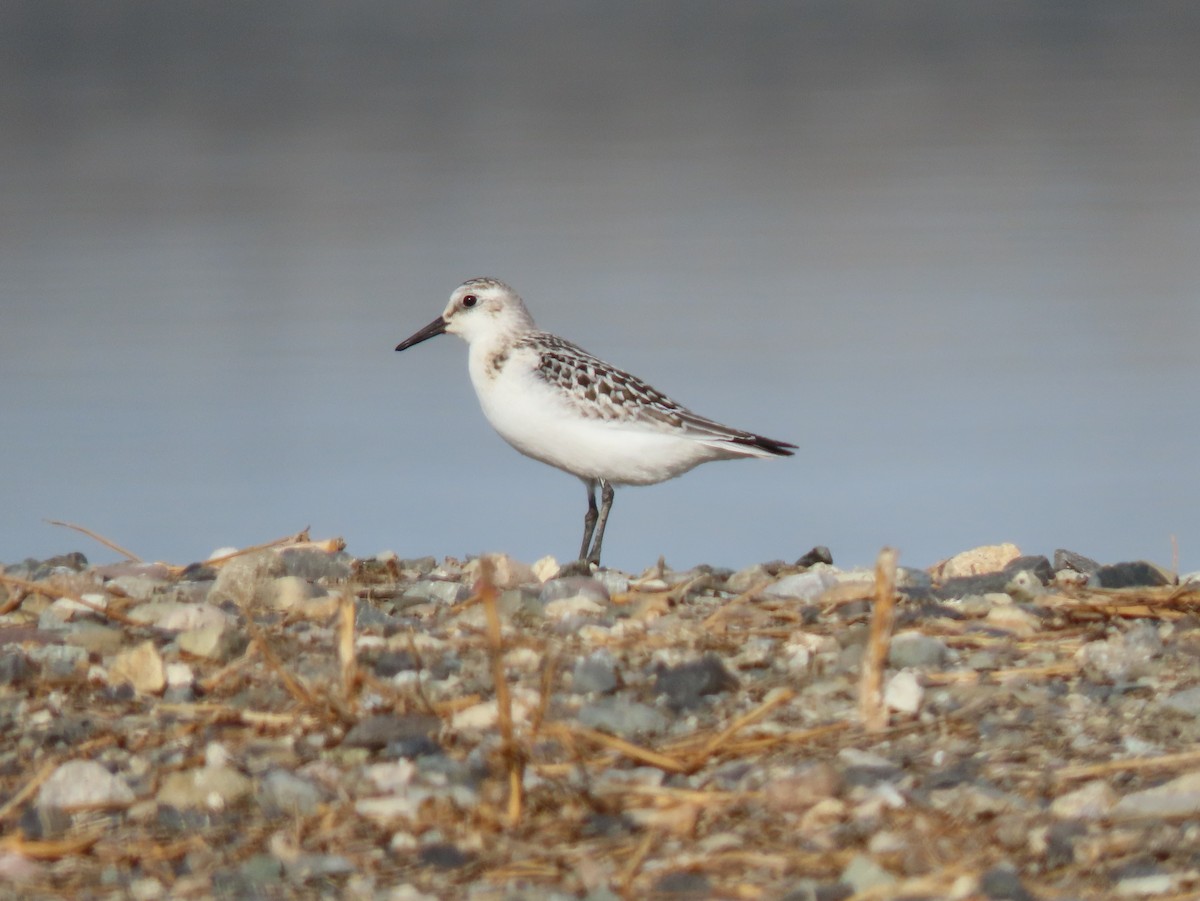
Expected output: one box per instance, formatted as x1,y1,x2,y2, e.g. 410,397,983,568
337,589,357,700
0,832,103,859
1055,747,1200,783
922,660,1077,686
700,580,772,632
616,829,658,895
859,547,898,732
477,557,523,826
200,528,346,571
545,723,690,773
677,689,795,770
0,758,61,821
155,703,322,730
45,519,142,562
0,573,143,627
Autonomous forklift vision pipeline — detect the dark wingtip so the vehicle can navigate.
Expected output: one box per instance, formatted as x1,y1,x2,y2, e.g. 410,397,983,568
736,434,796,456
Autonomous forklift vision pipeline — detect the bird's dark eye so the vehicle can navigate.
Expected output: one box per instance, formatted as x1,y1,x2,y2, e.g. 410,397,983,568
462,294,478,308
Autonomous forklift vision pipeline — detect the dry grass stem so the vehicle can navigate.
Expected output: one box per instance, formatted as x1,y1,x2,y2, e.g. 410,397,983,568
337,589,357,701
476,557,523,826
45,519,142,562
1055,748,1200,783
859,546,898,732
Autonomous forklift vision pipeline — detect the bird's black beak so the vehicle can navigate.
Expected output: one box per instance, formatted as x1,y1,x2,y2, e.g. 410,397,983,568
395,316,448,351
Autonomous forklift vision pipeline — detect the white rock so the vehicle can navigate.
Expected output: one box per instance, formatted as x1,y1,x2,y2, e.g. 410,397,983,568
165,662,195,689
1111,770,1200,821
37,760,135,810
764,570,837,601
884,669,924,714
129,601,232,633
934,543,1021,579
531,556,560,582
543,596,608,619
451,691,537,731
1050,779,1117,820
108,641,166,695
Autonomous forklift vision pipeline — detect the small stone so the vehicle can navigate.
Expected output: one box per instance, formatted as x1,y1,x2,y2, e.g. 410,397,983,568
572,650,620,694
38,761,134,810
403,580,469,605
178,623,241,661
25,644,88,679
1095,560,1172,589
763,570,837,601
418,843,473,870
935,544,1022,580
1111,770,1200,821
1050,779,1117,820
107,575,165,601
887,632,948,668
984,603,1041,637
128,877,165,901
840,854,895,893
277,547,354,582
259,770,323,816
108,641,166,694
577,698,668,738
45,592,108,623
654,654,738,710
651,871,712,897
62,622,124,656
726,563,773,594
884,670,923,714
795,546,833,568
283,852,354,882
531,555,560,582
1005,570,1045,601
1077,633,1153,683
1161,686,1200,716
543,595,609,620
342,714,440,752
237,854,283,887
129,601,231,633
979,863,1034,901
207,550,286,606
1054,549,1100,575
0,650,34,686
1113,860,1177,896
539,576,610,607
464,553,534,589
268,576,323,610
451,692,536,731
157,764,252,810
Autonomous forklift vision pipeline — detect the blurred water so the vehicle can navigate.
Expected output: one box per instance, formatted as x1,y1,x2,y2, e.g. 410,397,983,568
2,3,1198,572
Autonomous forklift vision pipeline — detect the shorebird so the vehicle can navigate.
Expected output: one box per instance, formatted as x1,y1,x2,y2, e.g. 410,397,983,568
395,277,795,566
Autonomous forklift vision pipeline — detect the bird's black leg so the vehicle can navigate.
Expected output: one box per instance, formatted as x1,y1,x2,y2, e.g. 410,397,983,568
586,480,615,565
579,480,599,562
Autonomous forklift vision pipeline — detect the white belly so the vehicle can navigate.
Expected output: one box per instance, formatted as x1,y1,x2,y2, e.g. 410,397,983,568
470,355,727,486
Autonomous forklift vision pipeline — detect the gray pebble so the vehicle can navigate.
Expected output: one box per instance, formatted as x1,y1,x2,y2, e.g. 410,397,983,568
538,576,610,606
1161,686,1200,716
764,570,836,601
342,713,440,751
577,697,667,738
887,632,949,669
653,654,738,711
258,770,323,816
840,854,895,893
572,650,620,694
38,761,134,811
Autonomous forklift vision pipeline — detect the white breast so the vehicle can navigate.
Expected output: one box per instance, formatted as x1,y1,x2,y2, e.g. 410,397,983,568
467,343,727,486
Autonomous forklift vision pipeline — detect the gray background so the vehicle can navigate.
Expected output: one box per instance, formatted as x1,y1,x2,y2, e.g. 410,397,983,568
3,2,1197,573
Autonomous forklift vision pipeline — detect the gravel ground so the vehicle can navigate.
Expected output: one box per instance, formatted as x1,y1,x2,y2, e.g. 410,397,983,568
1,536,1199,901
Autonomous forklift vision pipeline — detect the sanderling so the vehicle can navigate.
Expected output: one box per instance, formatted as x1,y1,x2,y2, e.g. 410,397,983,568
395,277,795,565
